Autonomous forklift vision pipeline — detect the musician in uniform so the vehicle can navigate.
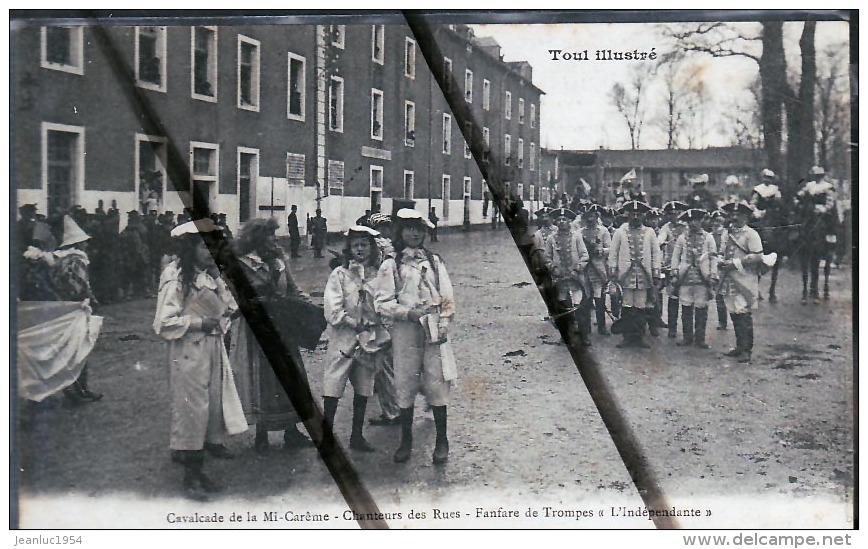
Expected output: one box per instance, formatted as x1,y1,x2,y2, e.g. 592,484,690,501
717,201,764,363
608,201,661,349
579,204,612,336
543,208,591,346
670,209,718,349
529,207,556,314
658,201,689,338
708,210,730,330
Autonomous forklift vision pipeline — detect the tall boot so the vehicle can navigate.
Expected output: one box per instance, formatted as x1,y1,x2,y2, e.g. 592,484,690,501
616,307,634,348
349,395,376,452
633,306,649,347
595,298,609,335
393,406,414,463
646,308,659,337
716,295,728,329
254,424,269,454
181,451,209,501
694,306,710,349
667,297,679,338
322,396,339,447
724,314,744,357
738,313,754,363
575,301,592,347
677,305,695,346
431,405,449,465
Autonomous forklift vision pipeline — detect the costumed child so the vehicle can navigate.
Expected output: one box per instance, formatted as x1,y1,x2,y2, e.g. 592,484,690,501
322,225,391,451
153,218,247,501
374,209,457,464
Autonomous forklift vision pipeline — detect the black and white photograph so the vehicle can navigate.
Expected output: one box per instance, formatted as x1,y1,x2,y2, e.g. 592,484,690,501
8,10,856,534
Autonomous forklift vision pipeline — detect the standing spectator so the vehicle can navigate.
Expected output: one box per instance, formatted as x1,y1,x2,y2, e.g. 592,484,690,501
322,225,390,452
145,209,162,296
51,215,103,405
20,222,59,301
287,205,302,258
227,218,314,454
17,204,38,255
375,209,457,465
216,213,233,240
153,218,246,501
310,209,328,258
428,207,439,242
121,211,150,300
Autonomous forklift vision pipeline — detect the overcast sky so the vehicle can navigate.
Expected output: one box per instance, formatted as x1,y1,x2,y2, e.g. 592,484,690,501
470,19,851,151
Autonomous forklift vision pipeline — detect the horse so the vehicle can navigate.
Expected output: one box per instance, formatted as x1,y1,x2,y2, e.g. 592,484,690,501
794,207,838,304
751,199,795,303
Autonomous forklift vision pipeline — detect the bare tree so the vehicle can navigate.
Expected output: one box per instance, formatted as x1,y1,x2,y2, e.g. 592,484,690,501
610,64,655,149
815,42,850,181
667,21,820,195
656,52,691,149
719,75,763,149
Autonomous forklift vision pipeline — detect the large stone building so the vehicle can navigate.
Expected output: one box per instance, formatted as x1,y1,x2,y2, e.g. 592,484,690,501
11,19,543,234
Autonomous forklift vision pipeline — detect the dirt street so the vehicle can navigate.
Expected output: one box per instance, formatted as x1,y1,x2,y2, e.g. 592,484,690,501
14,228,854,529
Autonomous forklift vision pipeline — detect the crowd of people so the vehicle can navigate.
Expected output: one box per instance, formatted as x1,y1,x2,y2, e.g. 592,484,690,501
526,165,843,364
17,199,462,502
17,201,234,305
17,161,844,502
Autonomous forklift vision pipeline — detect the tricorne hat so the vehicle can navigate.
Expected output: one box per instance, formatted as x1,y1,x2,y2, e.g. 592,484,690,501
678,208,707,222
689,173,710,185
619,169,637,183
581,203,604,218
534,207,551,218
550,207,577,221
170,218,221,237
60,215,91,247
662,200,689,214
396,208,435,229
720,201,753,215
620,201,651,214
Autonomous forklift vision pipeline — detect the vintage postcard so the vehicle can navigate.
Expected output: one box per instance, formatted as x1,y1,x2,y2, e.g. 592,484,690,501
8,10,855,534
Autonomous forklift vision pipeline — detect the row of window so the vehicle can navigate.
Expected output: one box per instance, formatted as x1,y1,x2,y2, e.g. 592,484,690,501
40,25,538,130
42,122,541,220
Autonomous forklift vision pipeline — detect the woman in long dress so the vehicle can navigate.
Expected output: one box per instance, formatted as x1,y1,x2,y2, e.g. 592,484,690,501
227,218,314,454
153,218,246,501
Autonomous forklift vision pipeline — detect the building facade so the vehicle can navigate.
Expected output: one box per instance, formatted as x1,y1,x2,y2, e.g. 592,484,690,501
540,147,764,207
12,20,543,234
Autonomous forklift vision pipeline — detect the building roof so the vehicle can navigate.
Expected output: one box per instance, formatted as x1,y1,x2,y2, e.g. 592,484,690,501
549,147,759,170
